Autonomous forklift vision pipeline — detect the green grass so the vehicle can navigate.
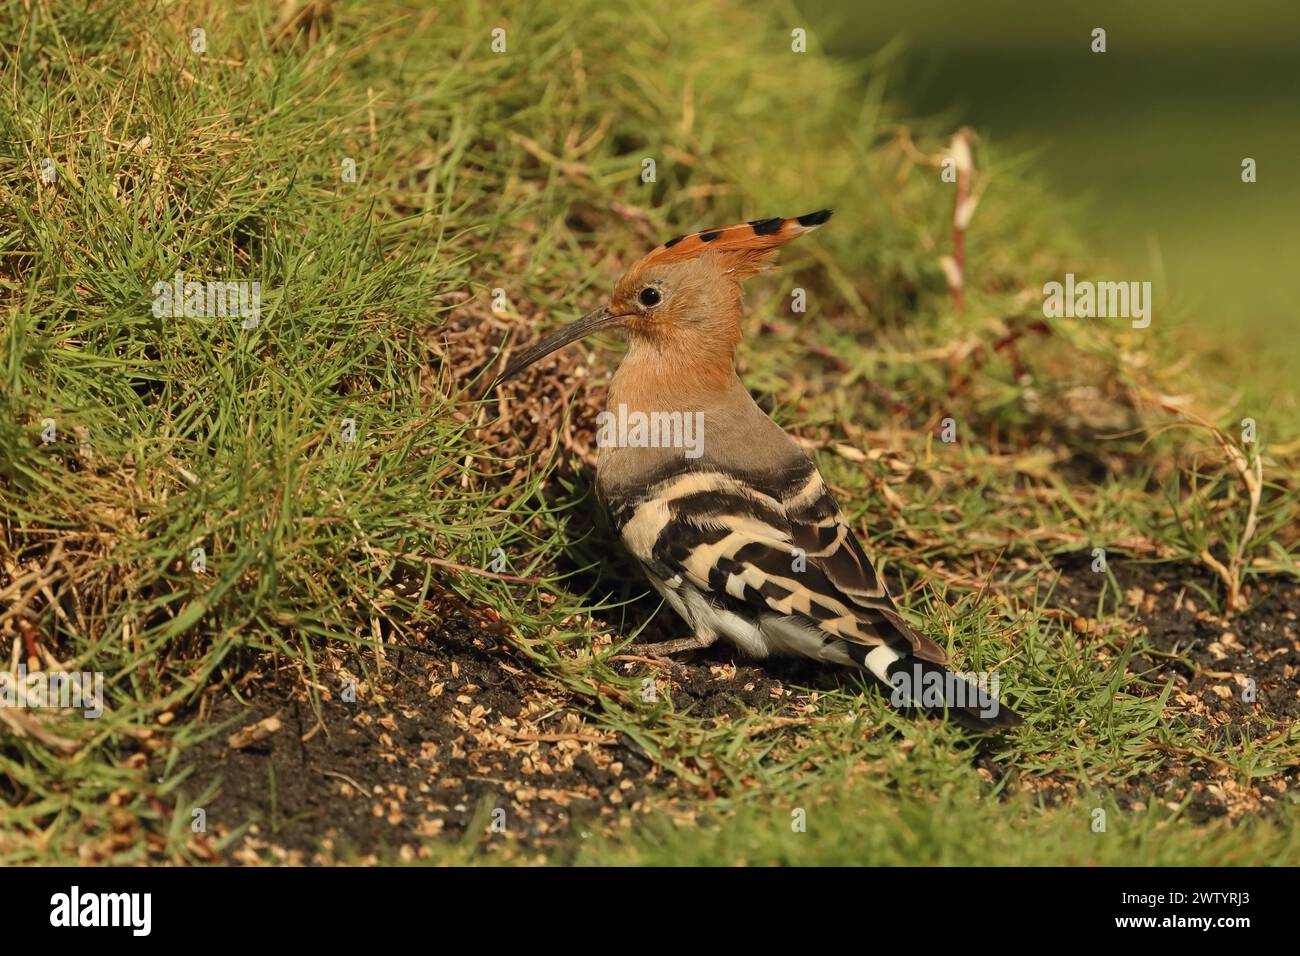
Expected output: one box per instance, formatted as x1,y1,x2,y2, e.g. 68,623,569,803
577,788,1299,867
1,0,1297,865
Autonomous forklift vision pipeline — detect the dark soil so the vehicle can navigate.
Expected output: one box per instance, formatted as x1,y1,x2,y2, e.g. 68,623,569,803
183,553,1299,860
181,612,659,864
1036,556,1299,821
1050,557,1300,727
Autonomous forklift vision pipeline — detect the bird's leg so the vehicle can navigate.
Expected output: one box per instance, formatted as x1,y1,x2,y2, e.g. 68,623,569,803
634,632,719,658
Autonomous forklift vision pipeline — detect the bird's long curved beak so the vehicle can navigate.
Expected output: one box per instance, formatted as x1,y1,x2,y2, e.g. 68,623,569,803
490,305,626,389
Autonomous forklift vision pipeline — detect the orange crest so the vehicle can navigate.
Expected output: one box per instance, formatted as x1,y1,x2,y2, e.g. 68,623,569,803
631,209,832,279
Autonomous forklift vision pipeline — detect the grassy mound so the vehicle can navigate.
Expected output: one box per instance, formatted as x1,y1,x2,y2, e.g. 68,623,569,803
1,0,1296,864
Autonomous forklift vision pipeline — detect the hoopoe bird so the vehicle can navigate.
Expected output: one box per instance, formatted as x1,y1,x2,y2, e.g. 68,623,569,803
492,210,1020,730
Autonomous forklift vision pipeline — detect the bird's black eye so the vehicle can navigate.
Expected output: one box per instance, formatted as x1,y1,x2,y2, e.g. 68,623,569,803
638,286,662,308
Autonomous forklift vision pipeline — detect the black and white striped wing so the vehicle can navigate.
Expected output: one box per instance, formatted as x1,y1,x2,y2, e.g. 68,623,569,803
606,460,948,665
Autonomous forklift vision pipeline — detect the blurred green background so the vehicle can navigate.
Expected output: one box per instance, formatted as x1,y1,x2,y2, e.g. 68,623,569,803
807,0,1299,386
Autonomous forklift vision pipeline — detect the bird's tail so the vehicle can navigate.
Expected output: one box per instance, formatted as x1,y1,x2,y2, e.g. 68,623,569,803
881,656,1023,732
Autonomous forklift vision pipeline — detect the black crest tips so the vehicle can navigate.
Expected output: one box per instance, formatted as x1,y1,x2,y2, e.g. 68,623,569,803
796,209,832,227
644,207,833,266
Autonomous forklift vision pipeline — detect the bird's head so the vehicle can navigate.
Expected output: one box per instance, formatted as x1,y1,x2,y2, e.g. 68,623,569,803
491,210,832,387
